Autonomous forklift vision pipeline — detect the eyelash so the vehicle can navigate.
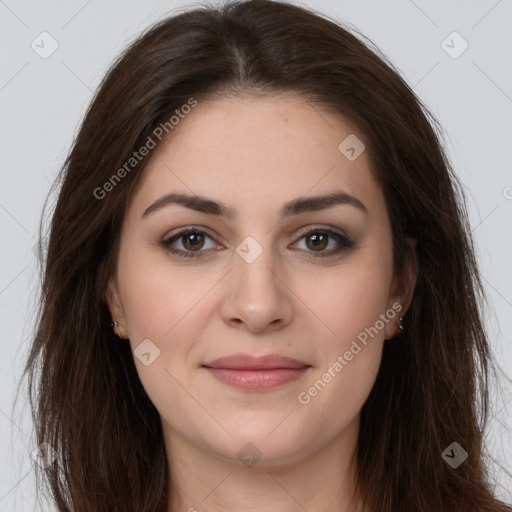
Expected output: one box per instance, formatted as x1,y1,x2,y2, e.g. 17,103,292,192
160,226,354,260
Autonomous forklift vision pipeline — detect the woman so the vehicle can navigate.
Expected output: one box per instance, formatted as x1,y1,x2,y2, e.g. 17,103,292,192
24,0,511,510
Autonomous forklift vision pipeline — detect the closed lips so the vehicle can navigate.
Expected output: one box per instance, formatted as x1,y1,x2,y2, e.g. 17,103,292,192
202,354,311,370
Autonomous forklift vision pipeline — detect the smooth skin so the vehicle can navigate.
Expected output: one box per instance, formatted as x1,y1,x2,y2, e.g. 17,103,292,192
106,92,417,512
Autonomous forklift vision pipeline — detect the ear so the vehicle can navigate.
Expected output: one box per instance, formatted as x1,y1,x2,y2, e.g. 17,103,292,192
384,237,418,339
105,276,128,339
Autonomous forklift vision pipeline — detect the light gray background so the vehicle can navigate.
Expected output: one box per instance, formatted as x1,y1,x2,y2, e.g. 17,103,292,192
1,0,511,509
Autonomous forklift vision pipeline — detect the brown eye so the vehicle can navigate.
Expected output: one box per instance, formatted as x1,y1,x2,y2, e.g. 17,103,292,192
304,232,329,251
161,228,219,259
293,228,354,258
181,232,205,251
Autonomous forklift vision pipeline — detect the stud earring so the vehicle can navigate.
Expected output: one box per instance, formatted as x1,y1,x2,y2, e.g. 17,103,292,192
110,320,122,339
385,315,405,341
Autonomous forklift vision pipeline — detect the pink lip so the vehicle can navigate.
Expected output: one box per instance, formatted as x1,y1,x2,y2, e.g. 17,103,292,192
202,353,311,391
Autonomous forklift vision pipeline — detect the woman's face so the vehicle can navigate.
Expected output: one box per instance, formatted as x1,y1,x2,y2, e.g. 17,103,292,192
107,93,412,467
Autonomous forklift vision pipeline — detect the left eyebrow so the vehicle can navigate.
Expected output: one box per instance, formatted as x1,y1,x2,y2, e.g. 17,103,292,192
141,190,368,220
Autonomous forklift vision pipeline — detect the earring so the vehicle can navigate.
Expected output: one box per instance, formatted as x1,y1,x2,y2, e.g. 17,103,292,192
386,315,404,341
110,320,122,339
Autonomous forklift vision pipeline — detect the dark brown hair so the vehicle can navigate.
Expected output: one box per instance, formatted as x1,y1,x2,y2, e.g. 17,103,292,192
22,0,511,510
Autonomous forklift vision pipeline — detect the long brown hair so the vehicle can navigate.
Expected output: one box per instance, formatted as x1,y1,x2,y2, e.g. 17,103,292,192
21,0,511,510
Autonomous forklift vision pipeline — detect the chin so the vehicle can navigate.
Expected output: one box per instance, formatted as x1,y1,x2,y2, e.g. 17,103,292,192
202,422,315,468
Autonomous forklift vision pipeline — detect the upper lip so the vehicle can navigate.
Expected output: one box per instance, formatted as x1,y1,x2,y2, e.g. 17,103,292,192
202,353,311,370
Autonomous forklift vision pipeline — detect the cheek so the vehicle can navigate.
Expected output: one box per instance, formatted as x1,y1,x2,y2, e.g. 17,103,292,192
294,252,393,422
306,259,393,345
118,243,218,341
117,251,217,429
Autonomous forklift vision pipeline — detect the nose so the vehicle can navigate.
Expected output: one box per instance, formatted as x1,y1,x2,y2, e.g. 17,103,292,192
220,241,294,333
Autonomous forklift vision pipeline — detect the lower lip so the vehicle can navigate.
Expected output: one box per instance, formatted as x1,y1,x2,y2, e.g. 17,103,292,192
204,367,310,390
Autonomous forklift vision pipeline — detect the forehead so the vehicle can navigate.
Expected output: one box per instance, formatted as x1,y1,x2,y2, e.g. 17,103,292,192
127,93,384,219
